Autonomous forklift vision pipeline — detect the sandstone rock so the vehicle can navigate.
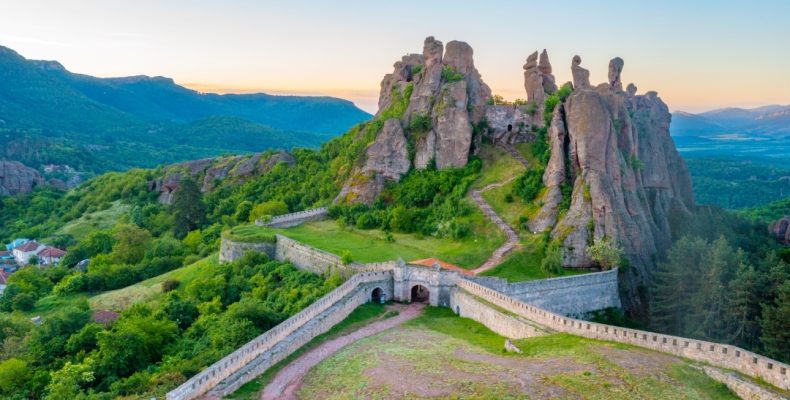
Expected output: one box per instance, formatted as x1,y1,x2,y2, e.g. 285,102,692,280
413,129,436,169
528,104,568,233
571,55,590,89
524,50,558,126
608,57,625,91
0,161,46,196
626,83,637,96
539,49,558,93
770,216,790,245
434,81,473,168
336,119,411,204
484,105,531,144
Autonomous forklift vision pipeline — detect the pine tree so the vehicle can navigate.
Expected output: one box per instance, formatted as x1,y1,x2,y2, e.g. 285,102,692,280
171,177,206,239
761,281,790,363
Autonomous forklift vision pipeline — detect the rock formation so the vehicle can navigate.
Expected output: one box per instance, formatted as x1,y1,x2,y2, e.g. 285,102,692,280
523,50,558,126
149,151,296,204
533,56,693,312
770,216,790,245
0,160,46,196
338,36,492,204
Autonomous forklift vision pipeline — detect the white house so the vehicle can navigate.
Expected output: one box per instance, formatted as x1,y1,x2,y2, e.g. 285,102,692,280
13,241,45,265
37,246,67,266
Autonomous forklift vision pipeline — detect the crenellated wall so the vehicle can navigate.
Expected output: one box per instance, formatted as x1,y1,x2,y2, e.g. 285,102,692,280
274,234,348,275
219,239,275,263
455,278,790,392
467,269,621,316
255,207,328,228
450,288,551,339
166,270,393,400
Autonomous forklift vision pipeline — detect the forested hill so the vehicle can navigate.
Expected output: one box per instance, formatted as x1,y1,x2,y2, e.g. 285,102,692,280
0,45,370,179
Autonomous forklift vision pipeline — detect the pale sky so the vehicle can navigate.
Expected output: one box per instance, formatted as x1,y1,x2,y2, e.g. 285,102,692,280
2,0,788,113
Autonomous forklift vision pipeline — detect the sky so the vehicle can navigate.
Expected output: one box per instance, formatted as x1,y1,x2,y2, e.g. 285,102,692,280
1,0,789,114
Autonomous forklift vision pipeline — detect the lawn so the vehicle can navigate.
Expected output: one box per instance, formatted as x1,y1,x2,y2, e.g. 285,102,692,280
54,200,130,240
471,144,525,190
89,255,219,311
21,293,90,319
298,307,738,400
481,234,586,282
227,215,504,268
226,302,394,400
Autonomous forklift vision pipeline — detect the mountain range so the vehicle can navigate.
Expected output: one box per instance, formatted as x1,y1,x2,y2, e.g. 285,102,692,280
671,105,790,137
0,45,370,178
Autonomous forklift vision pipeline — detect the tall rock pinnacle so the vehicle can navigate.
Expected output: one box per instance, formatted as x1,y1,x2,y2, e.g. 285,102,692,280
608,57,625,91
571,55,590,89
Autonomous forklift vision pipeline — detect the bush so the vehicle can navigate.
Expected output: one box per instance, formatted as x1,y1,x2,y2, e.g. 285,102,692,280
409,114,432,132
541,243,563,275
162,280,180,293
12,293,36,312
586,237,623,270
441,66,464,82
340,250,353,265
513,168,545,202
249,200,288,222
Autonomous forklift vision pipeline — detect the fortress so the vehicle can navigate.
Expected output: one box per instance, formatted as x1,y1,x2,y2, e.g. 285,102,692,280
167,209,790,400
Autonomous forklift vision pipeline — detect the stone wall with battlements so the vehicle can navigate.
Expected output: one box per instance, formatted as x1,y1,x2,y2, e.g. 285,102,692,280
255,207,328,228
467,269,621,316
455,278,790,391
219,239,275,263
166,270,393,400
274,234,348,275
450,288,550,339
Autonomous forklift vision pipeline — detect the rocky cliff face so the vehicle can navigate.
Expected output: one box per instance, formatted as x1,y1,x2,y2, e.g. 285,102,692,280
530,55,694,312
0,160,46,195
770,216,790,245
149,151,295,204
337,37,491,204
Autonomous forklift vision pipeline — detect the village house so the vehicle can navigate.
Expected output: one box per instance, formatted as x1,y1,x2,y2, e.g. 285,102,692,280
38,246,67,266
13,241,45,265
0,269,9,295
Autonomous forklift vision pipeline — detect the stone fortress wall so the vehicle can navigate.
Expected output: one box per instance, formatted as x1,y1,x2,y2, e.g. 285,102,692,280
255,207,328,228
167,270,393,400
175,219,788,399
468,269,621,316
456,278,790,392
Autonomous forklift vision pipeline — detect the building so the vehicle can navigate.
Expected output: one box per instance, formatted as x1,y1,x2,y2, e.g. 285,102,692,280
0,250,14,262
12,241,45,265
37,246,67,266
5,238,29,251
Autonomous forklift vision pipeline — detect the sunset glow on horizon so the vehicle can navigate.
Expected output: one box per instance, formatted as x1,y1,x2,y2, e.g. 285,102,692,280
2,0,789,114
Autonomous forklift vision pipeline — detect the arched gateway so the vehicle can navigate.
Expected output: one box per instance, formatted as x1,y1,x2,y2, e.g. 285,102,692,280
410,284,430,303
371,287,384,303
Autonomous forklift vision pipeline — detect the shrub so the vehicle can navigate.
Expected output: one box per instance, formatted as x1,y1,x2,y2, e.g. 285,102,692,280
586,237,623,270
541,243,563,275
410,64,423,75
249,200,288,222
340,250,353,265
409,114,432,132
162,280,180,293
441,66,464,82
513,168,545,202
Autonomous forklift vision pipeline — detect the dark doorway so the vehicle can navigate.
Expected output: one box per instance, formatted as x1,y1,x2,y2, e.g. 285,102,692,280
411,285,429,303
371,287,384,303
507,124,513,132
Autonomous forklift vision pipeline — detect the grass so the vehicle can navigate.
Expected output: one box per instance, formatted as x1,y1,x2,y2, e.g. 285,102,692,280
89,255,219,311
299,307,738,400
480,234,585,282
54,201,129,240
227,217,503,268
225,302,394,399
471,144,525,190
22,293,90,319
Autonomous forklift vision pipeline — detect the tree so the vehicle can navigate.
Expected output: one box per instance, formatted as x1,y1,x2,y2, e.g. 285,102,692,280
45,359,95,400
249,200,288,222
171,177,206,239
586,237,623,270
95,314,178,378
541,243,563,275
761,281,790,362
0,358,32,396
111,224,152,265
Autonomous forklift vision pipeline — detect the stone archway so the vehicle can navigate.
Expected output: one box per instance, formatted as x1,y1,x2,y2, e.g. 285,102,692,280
371,287,384,303
410,285,429,303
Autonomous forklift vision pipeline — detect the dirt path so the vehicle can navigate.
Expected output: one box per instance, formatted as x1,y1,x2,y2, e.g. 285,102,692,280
470,144,528,275
260,303,425,400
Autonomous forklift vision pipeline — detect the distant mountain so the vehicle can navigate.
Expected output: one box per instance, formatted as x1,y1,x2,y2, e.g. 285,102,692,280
671,105,790,137
0,45,371,179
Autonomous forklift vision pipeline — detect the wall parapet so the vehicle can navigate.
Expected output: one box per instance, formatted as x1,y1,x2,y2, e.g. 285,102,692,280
456,278,790,391
255,207,328,228
166,270,392,400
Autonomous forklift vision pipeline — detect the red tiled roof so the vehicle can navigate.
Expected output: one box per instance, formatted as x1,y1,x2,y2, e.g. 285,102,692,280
0,250,10,257
0,270,9,285
409,258,474,275
16,241,41,252
37,247,66,258
92,310,120,325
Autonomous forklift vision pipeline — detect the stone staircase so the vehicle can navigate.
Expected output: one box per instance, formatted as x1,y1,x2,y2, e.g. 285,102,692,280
470,189,519,275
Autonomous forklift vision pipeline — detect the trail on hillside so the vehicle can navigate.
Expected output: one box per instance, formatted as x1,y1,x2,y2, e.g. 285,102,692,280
260,303,424,400
470,145,529,275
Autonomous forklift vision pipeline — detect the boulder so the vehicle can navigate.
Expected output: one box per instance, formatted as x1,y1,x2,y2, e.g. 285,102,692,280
0,161,46,196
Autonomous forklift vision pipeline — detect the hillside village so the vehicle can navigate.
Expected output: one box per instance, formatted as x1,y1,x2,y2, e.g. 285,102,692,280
0,238,67,294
